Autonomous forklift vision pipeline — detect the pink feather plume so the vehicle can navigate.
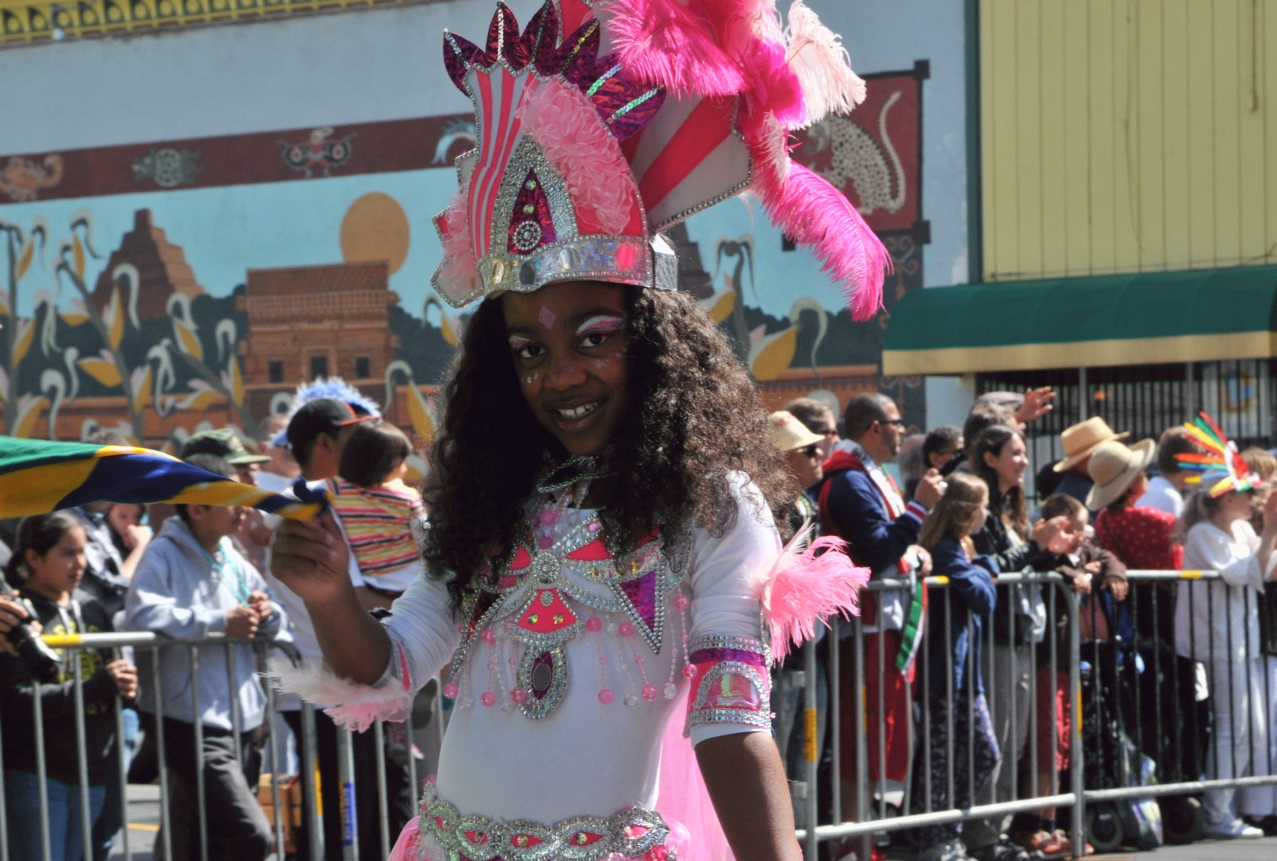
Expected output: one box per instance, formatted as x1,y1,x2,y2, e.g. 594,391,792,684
607,0,746,98
519,79,635,234
751,158,889,320
753,524,869,663
785,0,866,127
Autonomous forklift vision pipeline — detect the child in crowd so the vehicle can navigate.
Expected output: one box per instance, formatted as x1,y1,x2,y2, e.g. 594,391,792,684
331,421,425,600
911,473,999,861
1,513,137,861
105,503,151,566
124,454,288,861
1014,493,1127,857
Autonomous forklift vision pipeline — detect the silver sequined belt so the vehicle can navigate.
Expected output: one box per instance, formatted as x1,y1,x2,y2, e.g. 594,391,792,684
416,783,674,861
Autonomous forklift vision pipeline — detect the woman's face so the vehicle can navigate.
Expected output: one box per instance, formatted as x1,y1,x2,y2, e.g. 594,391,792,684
984,433,1028,492
107,504,143,545
1217,489,1256,525
502,281,631,458
785,445,823,490
24,526,88,601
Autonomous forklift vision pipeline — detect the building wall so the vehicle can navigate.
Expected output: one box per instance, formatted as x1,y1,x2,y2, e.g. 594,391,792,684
0,0,973,443
980,0,1277,281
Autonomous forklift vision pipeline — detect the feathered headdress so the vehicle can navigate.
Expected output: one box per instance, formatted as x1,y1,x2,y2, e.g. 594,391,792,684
431,0,888,318
270,376,382,447
1175,411,1260,497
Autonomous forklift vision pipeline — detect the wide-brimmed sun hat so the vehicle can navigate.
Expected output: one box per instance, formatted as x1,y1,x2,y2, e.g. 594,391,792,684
768,411,825,453
1086,439,1156,510
1054,417,1130,472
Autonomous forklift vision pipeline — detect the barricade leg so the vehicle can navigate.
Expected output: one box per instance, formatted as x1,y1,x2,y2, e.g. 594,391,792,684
337,728,359,861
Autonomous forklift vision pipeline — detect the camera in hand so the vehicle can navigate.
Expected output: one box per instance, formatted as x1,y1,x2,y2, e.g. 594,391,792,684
0,580,61,683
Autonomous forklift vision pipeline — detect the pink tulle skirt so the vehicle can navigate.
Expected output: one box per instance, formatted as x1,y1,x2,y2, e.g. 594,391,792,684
388,689,733,861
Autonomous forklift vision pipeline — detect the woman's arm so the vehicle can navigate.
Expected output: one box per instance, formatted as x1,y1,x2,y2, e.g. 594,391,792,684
696,732,801,861
271,513,392,684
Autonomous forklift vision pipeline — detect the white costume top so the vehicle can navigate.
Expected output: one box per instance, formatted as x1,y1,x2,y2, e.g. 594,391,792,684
379,475,779,829
1175,519,1274,662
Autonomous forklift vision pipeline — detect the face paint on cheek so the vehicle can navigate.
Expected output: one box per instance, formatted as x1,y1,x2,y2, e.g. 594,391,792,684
538,307,556,329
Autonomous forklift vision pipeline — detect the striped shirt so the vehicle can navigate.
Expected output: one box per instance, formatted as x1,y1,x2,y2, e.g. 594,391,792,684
329,478,424,586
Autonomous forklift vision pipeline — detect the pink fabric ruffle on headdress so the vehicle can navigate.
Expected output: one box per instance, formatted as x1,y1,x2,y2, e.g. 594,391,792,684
517,78,638,236
434,183,479,303
751,523,869,663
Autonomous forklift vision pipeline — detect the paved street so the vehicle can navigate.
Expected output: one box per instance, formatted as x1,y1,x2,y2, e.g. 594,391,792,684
110,783,1277,861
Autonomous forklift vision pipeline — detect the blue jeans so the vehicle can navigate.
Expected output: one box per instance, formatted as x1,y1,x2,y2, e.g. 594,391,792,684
4,770,106,861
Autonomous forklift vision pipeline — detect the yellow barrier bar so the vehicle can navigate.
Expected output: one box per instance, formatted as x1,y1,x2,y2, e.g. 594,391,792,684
42,633,82,647
931,575,950,585
804,708,819,763
1180,570,1204,580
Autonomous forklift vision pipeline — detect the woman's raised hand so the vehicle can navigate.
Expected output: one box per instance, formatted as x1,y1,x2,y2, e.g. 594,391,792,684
270,511,353,606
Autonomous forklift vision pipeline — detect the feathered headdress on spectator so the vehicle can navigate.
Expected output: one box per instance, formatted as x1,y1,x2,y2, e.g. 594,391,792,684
1175,411,1259,497
270,377,382,447
431,0,888,318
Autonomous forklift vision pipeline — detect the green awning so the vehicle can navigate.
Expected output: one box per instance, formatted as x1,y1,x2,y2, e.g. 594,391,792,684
882,265,1277,376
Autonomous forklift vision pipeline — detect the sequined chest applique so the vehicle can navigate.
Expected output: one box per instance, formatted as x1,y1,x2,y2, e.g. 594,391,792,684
445,505,692,720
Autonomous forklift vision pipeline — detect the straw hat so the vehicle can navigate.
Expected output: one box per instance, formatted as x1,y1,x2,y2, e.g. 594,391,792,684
768,411,825,453
1085,439,1156,510
1053,417,1130,472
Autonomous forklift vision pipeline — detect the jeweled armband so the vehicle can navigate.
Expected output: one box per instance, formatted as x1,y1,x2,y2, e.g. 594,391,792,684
685,635,771,731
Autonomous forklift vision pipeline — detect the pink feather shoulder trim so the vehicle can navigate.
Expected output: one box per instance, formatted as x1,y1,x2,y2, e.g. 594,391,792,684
267,654,414,733
752,523,869,663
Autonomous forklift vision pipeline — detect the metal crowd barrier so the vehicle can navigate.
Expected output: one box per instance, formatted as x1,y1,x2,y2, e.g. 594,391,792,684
0,631,444,861
790,568,1277,861
7,569,1277,861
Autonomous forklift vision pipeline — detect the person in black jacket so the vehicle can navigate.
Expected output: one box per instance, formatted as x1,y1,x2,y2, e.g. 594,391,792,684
962,425,1070,861
910,473,1000,861
1,513,137,861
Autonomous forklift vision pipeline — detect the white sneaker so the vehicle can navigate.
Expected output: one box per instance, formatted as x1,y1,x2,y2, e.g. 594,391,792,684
1203,818,1264,839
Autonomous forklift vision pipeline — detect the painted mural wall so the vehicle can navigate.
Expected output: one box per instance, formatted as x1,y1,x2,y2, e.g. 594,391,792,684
0,0,970,447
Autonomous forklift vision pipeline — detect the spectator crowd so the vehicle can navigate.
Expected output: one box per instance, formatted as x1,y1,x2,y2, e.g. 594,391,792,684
4,378,1277,861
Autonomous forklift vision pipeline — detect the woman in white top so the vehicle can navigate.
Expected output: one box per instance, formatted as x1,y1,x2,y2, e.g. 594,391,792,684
1174,486,1277,837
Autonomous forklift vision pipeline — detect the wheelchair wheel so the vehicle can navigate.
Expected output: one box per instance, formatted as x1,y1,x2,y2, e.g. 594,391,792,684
1087,803,1124,854
1162,795,1205,845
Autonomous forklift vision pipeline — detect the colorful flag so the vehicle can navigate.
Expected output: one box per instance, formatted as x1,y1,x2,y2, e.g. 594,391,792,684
895,574,927,675
0,438,324,521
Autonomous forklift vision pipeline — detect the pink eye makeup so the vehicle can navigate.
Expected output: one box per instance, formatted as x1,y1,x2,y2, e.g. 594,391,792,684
575,314,626,338
508,335,535,351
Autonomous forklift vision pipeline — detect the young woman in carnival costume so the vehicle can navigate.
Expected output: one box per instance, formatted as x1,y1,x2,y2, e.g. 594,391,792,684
271,1,888,858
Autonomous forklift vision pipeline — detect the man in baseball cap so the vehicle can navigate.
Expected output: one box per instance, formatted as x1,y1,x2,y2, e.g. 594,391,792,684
181,428,270,485
285,398,374,481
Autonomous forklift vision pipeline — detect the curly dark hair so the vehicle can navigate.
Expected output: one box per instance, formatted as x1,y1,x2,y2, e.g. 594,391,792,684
422,285,795,612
